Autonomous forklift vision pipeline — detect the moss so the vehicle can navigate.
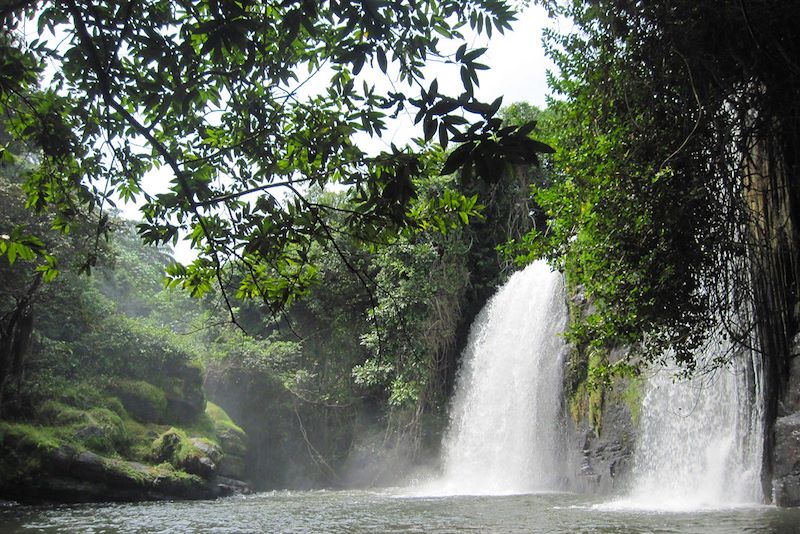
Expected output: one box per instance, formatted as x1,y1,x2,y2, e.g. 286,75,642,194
0,422,60,451
151,427,195,466
569,382,587,424
148,462,206,494
620,376,644,426
185,402,245,449
586,347,607,435
122,418,165,462
37,400,91,426
588,382,604,435
150,427,224,480
56,382,110,409
567,345,609,436
99,456,150,487
109,379,168,423
0,422,60,483
205,402,244,434
32,400,129,454
564,345,588,400
80,407,129,453
101,396,128,419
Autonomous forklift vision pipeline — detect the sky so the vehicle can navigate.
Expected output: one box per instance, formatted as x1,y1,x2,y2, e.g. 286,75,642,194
470,5,555,109
118,4,558,262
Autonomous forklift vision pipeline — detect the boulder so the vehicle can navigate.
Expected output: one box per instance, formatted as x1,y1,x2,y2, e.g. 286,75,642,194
216,476,251,497
151,429,224,479
109,379,167,423
184,438,223,478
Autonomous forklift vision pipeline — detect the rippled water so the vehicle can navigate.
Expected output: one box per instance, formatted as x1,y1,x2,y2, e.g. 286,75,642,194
2,490,799,533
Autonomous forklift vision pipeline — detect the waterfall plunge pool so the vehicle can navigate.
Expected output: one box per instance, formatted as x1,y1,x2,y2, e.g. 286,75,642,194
2,490,799,533
3,265,784,532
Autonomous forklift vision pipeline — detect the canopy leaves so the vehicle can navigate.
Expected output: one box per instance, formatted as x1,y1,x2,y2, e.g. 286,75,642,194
0,0,548,319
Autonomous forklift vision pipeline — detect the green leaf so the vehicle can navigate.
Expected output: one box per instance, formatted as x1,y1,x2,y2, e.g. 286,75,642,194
377,48,388,73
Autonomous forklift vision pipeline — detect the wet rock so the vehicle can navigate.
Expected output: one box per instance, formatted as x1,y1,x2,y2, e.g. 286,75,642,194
50,444,78,473
216,476,251,497
773,412,800,507
782,334,800,415
564,382,637,494
151,472,209,500
217,426,247,458
70,451,109,480
218,454,246,480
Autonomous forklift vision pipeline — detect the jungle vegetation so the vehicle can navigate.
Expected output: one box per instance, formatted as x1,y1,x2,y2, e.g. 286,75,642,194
2,0,799,490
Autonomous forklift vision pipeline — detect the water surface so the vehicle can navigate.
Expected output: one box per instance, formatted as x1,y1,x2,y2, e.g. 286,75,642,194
2,490,799,533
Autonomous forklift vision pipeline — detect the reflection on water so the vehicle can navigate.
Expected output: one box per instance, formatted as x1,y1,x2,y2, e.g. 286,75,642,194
2,490,800,534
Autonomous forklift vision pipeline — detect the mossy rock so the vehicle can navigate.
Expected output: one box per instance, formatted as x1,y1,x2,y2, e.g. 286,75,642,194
151,428,222,479
56,383,111,411
34,400,129,454
74,408,129,453
0,422,60,484
150,463,209,498
159,360,206,424
37,400,92,426
205,402,247,457
122,418,163,462
164,378,206,424
109,379,168,423
1,423,240,503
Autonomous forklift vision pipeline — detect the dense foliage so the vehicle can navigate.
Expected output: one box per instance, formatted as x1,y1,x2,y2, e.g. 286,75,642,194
1,1,557,485
509,0,800,373
0,0,550,323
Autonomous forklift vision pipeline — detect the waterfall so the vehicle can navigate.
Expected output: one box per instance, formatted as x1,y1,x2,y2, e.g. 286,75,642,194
419,260,568,495
609,331,765,510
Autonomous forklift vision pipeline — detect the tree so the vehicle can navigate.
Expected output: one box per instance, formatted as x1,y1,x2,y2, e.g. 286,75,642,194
0,0,550,324
0,168,110,412
518,0,800,376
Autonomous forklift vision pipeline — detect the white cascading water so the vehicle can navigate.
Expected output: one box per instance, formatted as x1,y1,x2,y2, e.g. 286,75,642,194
418,260,568,495
608,331,765,510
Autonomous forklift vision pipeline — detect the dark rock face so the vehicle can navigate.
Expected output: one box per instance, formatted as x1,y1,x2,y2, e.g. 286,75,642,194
773,412,800,506
561,343,637,494
773,333,800,507
780,334,800,415
213,426,247,480
564,396,636,494
218,454,246,480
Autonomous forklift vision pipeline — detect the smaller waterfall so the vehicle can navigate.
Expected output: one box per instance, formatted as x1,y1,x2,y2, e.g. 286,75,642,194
419,260,568,495
607,332,764,510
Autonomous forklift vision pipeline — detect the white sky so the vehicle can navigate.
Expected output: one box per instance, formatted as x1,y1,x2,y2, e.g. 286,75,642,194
469,5,555,108
118,5,557,262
